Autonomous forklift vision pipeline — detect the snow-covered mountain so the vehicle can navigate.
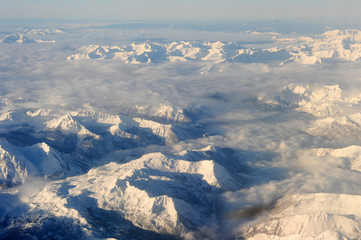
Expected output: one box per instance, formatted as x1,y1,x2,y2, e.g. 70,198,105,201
224,82,361,239
0,141,68,187
0,28,61,43
0,93,244,239
0,103,241,238
306,145,361,172
0,104,196,188
4,25,361,240
240,193,361,240
130,103,190,123
66,42,291,64
270,83,361,143
0,33,56,43
23,28,64,35
67,29,361,65
0,33,35,44
5,81,361,239
14,152,239,238
280,29,361,64
278,83,357,117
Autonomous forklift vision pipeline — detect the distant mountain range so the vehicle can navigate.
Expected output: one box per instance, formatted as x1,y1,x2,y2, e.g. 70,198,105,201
67,29,361,65
0,28,63,43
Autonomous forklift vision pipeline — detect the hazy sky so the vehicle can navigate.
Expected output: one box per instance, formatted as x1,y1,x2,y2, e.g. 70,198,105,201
1,0,361,23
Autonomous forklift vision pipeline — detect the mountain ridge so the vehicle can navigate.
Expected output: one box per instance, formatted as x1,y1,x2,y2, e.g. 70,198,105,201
66,29,361,65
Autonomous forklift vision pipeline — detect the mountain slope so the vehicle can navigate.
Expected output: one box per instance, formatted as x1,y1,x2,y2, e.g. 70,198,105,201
3,151,240,238
240,193,361,240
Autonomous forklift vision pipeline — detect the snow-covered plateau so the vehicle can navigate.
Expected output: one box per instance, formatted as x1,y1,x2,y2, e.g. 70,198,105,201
2,25,361,239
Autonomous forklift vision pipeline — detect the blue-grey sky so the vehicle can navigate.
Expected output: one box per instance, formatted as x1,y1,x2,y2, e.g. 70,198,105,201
1,0,361,23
